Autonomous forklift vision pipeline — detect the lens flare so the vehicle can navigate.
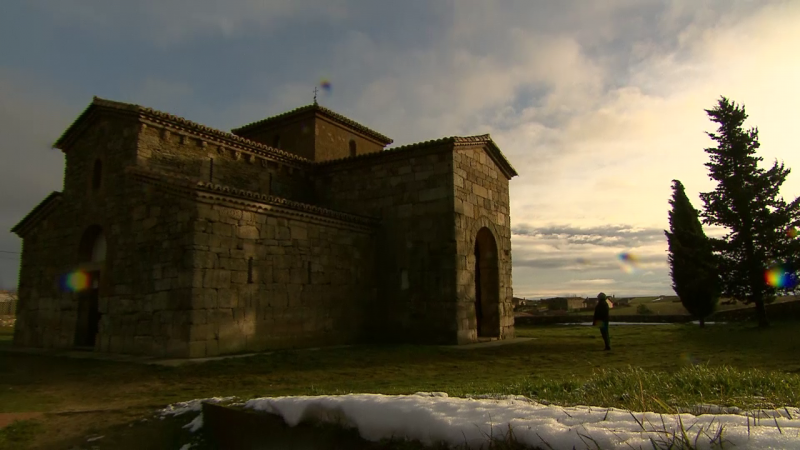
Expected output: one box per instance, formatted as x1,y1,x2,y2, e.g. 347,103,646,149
59,270,91,292
787,226,799,239
680,352,699,366
617,252,640,274
320,80,332,92
764,263,799,289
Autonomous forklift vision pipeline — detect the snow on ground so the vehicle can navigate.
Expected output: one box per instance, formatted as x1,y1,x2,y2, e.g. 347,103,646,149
243,393,800,449
560,322,725,326
162,393,800,449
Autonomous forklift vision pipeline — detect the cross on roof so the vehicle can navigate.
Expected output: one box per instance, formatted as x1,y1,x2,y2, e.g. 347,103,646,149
313,87,318,105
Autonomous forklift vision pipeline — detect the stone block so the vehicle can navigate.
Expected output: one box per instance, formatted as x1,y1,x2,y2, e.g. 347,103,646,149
238,225,259,239
231,271,248,285
190,324,209,341
276,226,290,240
165,339,189,358
190,309,207,324
218,289,236,308
203,269,231,289
189,340,207,358
290,225,308,240
213,222,233,237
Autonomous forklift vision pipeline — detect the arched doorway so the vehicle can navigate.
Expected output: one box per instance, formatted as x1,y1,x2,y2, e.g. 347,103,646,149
474,227,500,338
74,225,105,348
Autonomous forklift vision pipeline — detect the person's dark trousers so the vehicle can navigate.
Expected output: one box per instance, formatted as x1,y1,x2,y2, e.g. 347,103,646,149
600,323,610,350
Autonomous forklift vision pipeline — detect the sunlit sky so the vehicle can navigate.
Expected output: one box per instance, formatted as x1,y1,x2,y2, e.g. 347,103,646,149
1,1,799,297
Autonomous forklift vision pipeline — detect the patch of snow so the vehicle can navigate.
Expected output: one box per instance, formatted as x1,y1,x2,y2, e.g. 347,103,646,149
559,322,725,326
241,393,800,449
86,435,104,442
183,413,204,433
178,444,193,450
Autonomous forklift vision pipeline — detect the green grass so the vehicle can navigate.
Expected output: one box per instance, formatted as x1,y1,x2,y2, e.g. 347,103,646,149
1,322,800,448
0,420,43,450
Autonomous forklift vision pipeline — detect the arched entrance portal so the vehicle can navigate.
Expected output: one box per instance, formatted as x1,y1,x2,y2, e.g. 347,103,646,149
75,225,105,348
474,227,500,338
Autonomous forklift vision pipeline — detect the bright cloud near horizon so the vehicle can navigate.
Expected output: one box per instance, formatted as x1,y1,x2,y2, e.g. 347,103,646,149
1,1,799,298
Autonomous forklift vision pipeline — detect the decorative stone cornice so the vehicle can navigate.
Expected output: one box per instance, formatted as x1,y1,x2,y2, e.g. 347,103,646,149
54,97,312,169
11,192,63,237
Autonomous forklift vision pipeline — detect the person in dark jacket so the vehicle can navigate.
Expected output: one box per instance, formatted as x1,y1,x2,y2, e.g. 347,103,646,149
593,292,611,350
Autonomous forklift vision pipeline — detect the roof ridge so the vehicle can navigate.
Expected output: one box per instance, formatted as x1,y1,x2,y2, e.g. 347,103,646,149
231,103,393,144
58,97,312,164
11,192,63,236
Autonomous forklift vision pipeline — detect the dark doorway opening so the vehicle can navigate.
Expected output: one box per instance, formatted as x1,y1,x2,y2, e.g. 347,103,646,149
75,272,100,348
75,226,106,349
474,227,500,338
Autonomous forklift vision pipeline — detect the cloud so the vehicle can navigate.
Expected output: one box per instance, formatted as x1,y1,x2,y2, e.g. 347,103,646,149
29,0,350,45
512,224,666,248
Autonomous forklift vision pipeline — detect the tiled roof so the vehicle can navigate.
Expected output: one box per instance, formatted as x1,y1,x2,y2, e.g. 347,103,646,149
125,166,379,228
54,97,313,165
10,192,63,237
53,97,517,178
231,103,393,145
316,134,519,179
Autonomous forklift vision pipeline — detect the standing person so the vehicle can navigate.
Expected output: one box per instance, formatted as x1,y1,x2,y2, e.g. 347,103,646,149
593,292,611,351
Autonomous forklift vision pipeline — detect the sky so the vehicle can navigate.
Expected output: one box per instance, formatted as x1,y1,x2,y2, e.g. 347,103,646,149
162,394,800,449
1,0,799,298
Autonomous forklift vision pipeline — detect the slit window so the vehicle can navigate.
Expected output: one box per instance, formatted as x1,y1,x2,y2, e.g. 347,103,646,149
272,134,281,149
349,140,357,157
91,159,102,191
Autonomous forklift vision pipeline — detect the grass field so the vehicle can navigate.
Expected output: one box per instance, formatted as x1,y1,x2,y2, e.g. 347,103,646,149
520,295,800,317
1,321,800,449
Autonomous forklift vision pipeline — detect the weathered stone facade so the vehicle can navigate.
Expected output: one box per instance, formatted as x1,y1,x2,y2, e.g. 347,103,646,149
11,97,518,358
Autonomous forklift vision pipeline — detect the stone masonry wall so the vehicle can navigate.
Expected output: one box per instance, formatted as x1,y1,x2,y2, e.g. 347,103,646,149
185,201,376,357
314,144,458,344
14,115,141,349
314,117,386,162
136,123,314,203
233,115,317,161
97,178,198,357
453,147,514,343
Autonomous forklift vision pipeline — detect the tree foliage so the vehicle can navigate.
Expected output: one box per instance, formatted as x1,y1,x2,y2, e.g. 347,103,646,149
698,97,800,327
665,180,720,326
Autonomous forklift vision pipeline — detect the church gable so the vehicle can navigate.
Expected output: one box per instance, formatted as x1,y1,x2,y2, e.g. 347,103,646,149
231,103,393,162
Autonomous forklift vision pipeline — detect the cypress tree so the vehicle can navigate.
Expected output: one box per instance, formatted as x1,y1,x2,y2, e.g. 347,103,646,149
699,97,800,327
665,180,719,327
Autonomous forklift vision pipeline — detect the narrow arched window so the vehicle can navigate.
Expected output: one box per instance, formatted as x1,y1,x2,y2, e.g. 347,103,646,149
349,140,357,157
272,134,281,149
92,159,102,190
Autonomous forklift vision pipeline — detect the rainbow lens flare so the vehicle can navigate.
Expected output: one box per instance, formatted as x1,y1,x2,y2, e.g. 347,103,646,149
788,227,799,238
320,80,332,92
764,263,799,289
680,352,699,366
59,270,91,292
617,252,640,274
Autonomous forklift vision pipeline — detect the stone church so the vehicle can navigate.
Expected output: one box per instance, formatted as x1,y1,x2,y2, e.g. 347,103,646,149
11,96,518,358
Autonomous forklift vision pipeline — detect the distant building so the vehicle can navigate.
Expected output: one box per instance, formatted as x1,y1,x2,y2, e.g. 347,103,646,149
544,297,586,311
